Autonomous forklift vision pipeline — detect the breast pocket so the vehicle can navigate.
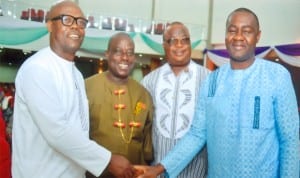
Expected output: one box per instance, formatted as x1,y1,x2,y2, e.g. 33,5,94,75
241,95,275,130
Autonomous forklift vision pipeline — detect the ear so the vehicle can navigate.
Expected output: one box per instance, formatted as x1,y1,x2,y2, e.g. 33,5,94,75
256,30,261,43
46,21,53,33
104,50,109,58
162,42,168,52
162,41,166,47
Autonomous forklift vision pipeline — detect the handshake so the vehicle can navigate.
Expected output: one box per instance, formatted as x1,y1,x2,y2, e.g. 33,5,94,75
133,165,164,178
107,155,164,178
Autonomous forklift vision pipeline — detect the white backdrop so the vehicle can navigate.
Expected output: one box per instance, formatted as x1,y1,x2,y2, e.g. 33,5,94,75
2,0,300,48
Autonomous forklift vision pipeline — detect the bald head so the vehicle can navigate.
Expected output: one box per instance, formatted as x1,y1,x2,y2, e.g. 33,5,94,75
107,32,135,51
163,21,190,41
46,0,84,20
45,0,86,61
226,7,260,31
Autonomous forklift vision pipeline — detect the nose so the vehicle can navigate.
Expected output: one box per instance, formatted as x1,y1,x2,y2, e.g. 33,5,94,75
175,40,184,47
233,31,244,40
121,55,128,60
70,19,80,29
121,53,130,61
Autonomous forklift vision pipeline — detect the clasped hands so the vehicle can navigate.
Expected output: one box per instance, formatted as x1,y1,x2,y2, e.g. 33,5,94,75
108,154,164,178
133,164,164,178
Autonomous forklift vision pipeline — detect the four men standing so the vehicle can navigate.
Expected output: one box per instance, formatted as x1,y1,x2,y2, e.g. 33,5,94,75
9,1,299,177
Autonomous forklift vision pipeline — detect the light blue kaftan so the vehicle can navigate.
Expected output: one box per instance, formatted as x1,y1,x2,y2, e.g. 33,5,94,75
161,58,299,178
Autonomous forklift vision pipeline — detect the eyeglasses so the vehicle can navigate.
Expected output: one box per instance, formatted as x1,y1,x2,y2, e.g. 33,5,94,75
164,37,191,46
49,14,88,29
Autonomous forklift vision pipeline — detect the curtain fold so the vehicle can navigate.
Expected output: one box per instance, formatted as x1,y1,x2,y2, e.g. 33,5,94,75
0,27,48,45
204,44,300,68
274,44,300,67
81,32,136,53
0,21,201,55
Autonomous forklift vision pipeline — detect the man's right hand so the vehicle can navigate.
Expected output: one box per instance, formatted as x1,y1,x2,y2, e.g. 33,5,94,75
108,154,135,178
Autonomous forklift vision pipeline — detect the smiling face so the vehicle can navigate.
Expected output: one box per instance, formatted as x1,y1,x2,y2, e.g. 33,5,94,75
46,1,86,61
106,33,136,83
225,10,261,69
163,23,191,74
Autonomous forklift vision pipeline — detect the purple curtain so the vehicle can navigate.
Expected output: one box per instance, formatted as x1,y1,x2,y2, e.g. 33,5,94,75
204,46,270,58
275,43,300,56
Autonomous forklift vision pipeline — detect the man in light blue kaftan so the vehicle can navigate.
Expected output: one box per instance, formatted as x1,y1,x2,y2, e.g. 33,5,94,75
135,7,299,178
161,57,299,177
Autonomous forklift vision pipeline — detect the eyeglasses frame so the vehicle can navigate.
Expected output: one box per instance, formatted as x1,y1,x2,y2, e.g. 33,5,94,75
48,14,88,29
164,37,191,46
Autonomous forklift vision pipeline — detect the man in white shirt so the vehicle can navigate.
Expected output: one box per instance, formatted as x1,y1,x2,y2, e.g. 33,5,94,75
12,1,135,178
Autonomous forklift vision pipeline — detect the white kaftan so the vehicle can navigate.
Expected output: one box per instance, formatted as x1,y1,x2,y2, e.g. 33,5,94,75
12,47,111,178
141,60,210,178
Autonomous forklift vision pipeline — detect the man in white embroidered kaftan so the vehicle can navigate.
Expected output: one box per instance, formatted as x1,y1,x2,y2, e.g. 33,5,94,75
141,22,210,178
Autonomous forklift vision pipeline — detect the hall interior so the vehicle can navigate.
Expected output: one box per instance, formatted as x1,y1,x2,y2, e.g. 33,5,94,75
0,0,299,84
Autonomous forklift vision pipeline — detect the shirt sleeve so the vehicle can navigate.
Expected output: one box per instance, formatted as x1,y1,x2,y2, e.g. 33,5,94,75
274,68,299,178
